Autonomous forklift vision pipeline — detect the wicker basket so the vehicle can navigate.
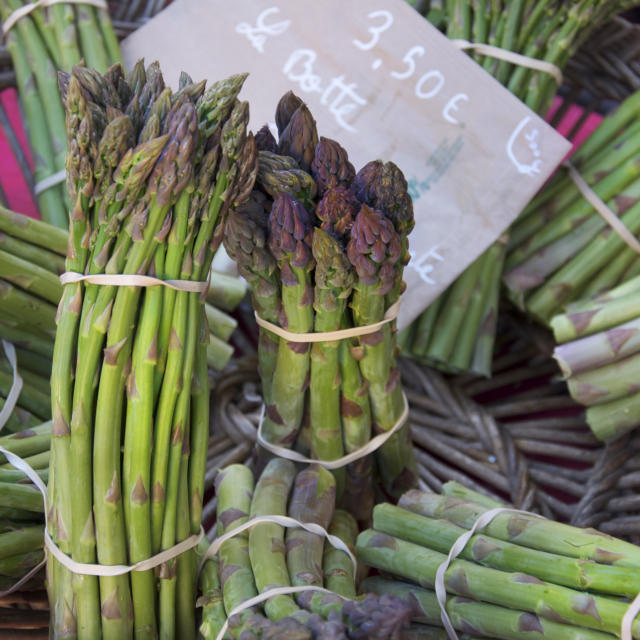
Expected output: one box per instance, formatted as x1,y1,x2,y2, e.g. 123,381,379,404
0,6,639,637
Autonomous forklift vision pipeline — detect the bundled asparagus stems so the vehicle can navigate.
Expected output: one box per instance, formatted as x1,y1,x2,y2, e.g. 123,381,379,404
357,481,640,639
198,461,413,639
401,0,635,376
0,0,123,227
48,60,256,639
551,275,640,442
505,90,640,325
224,92,417,508
0,424,48,592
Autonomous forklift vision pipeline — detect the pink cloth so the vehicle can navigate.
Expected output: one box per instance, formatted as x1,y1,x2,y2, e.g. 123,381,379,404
0,88,40,219
546,96,604,159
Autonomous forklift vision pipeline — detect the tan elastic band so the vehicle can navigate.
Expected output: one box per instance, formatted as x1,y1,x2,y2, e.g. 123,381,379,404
197,515,357,640
2,0,108,35
258,392,409,469
622,593,640,640
0,441,205,577
61,271,209,294
0,340,42,599
564,162,640,254
433,506,547,639
34,170,66,196
0,341,22,432
255,297,401,343
452,40,563,85
214,585,352,640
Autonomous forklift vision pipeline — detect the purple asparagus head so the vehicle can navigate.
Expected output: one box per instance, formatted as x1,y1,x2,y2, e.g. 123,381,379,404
347,205,401,295
311,137,356,195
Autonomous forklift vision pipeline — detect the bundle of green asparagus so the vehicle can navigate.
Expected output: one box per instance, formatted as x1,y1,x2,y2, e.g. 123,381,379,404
504,89,640,325
223,92,417,511
0,423,48,594
47,61,256,639
551,275,640,442
0,0,123,228
198,461,413,639
401,0,635,377
357,481,640,640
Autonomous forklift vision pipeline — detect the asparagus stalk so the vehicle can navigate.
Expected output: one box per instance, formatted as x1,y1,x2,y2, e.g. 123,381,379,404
398,489,640,567
586,391,640,441
286,465,336,598
249,458,300,621
323,510,358,599
260,194,315,448
347,205,417,497
551,277,640,343
309,229,355,494
197,551,227,640
215,464,257,615
223,192,280,403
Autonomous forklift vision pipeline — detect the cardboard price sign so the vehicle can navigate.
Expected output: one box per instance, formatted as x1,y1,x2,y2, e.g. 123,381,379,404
122,0,571,328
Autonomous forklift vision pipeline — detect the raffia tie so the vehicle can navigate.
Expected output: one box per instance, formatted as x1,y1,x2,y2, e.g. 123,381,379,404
451,40,563,85
60,271,210,294
563,161,640,255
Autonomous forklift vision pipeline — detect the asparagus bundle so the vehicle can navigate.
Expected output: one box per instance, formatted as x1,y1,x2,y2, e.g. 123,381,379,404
198,461,413,639
504,90,640,327
0,0,123,227
401,0,635,376
48,61,256,639
551,275,640,441
224,92,417,505
357,481,640,639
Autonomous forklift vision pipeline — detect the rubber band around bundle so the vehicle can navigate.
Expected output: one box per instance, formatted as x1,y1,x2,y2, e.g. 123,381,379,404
2,0,108,36
451,40,563,85
0,340,22,433
60,271,210,294
257,392,409,469
196,515,357,640
34,169,66,196
432,505,640,640
0,340,40,599
255,297,402,343
563,161,640,255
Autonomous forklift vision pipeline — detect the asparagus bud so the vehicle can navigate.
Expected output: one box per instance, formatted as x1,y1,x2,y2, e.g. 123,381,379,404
278,104,319,173
275,90,304,136
255,124,278,153
347,205,401,295
311,137,356,195
316,187,360,238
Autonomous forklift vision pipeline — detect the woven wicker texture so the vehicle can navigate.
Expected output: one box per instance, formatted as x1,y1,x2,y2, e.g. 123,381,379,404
564,16,640,106
192,310,640,543
403,314,640,541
